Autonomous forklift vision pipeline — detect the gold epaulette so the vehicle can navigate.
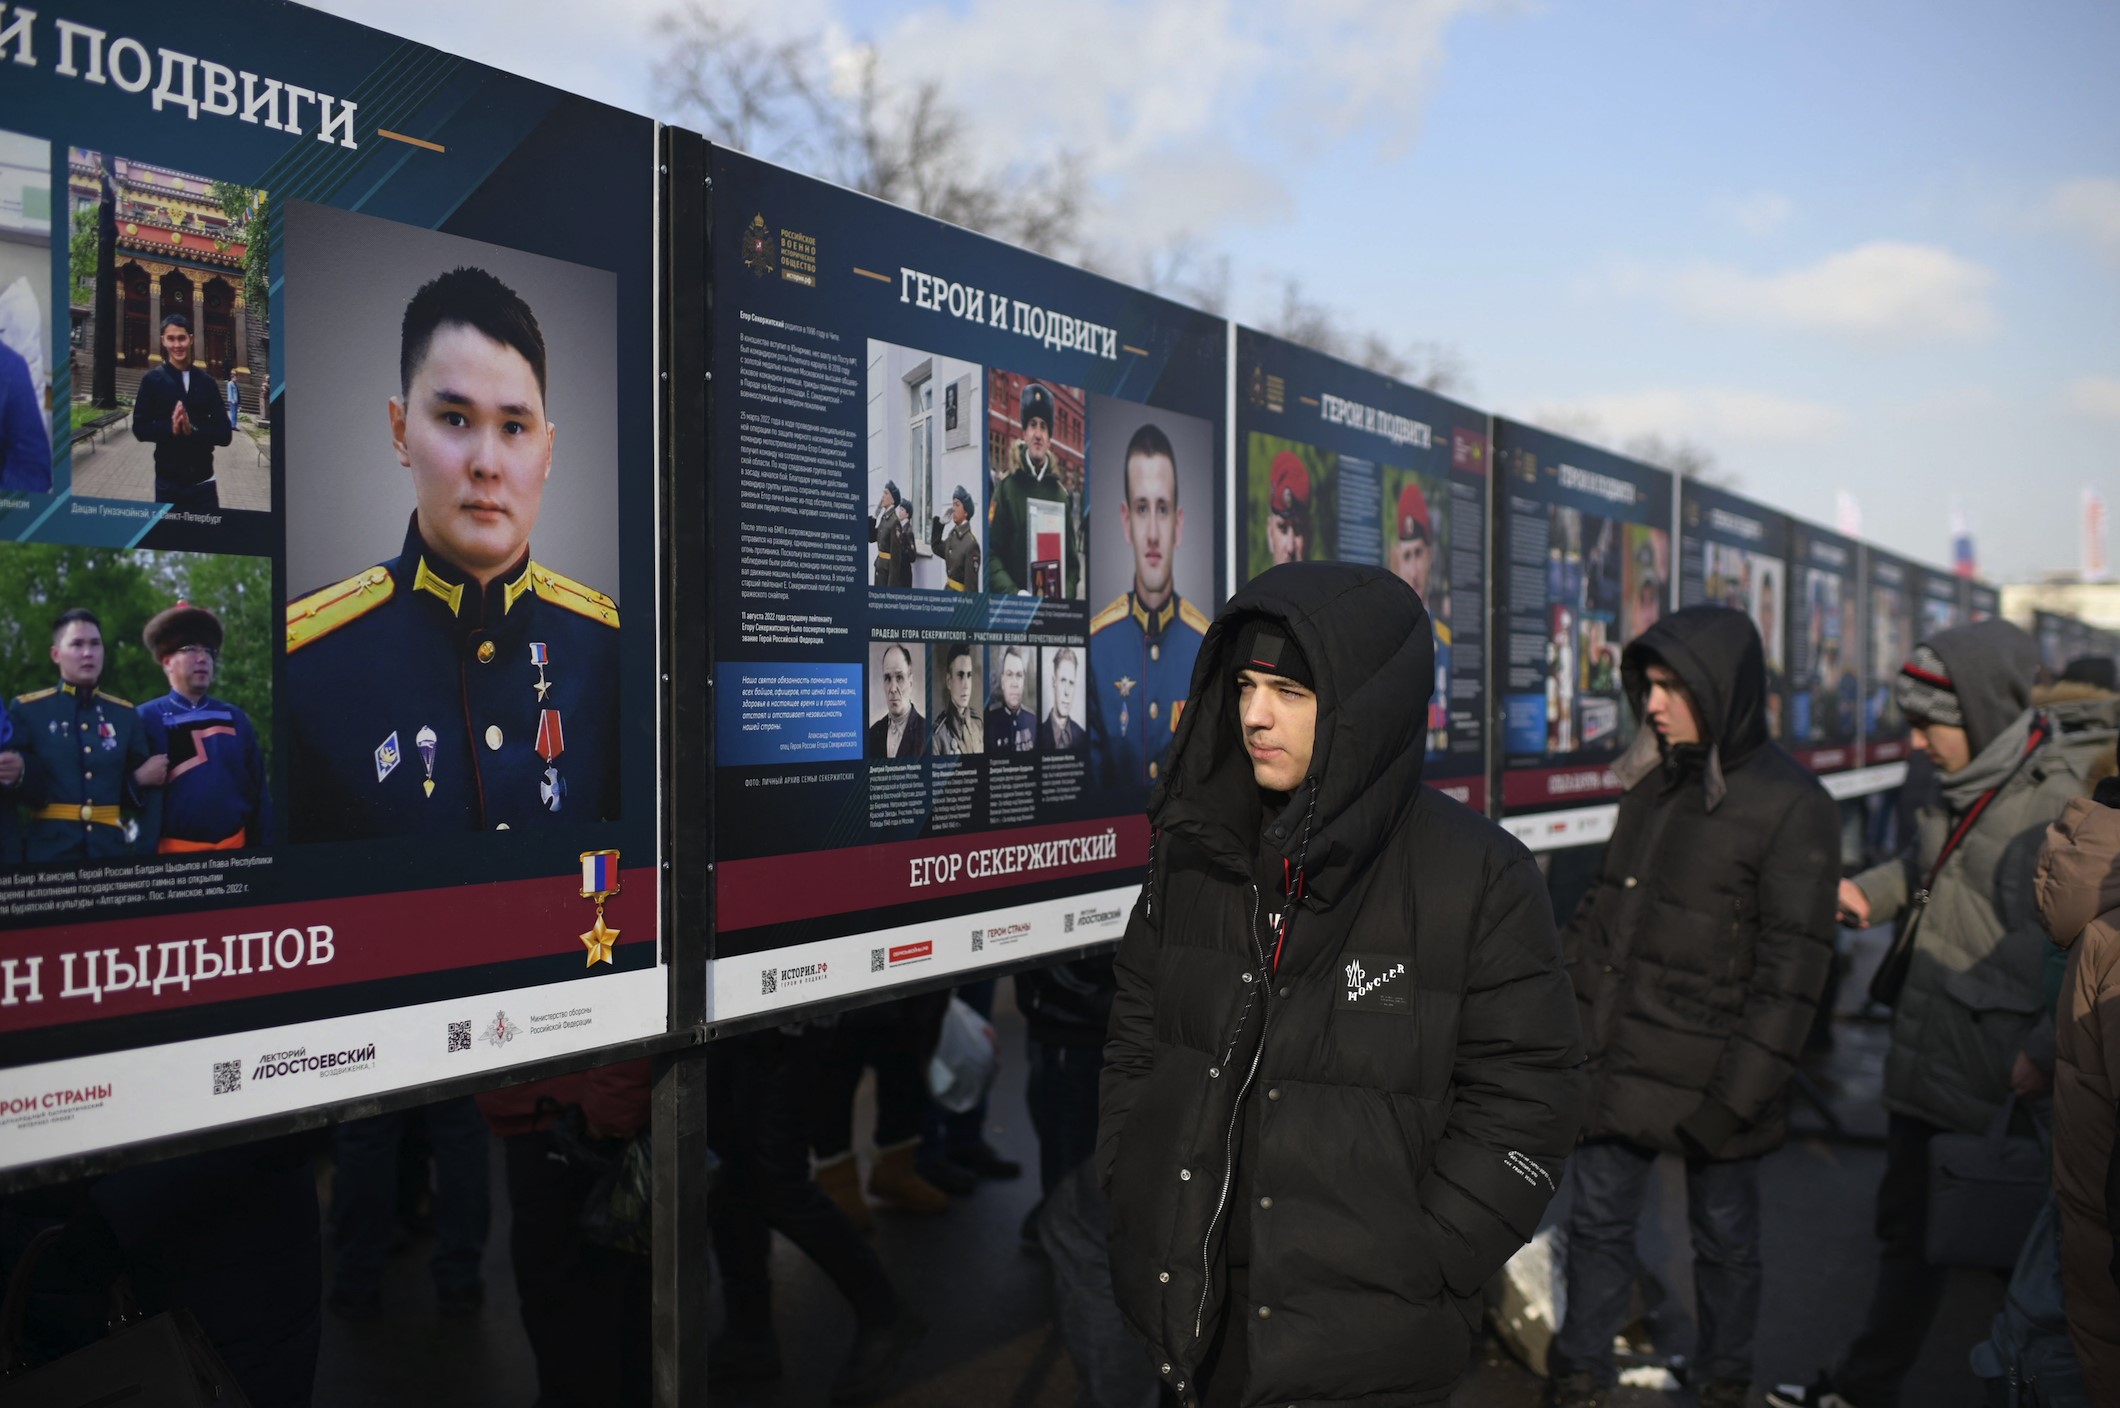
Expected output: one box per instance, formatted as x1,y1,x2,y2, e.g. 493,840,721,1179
529,563,620,628
1089,594,1131,636
94,690,134,708
13,687,55,704
286,565,395,653
1178,599,1212,634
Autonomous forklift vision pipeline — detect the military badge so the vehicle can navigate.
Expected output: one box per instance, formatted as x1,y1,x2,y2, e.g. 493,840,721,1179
416,725,437,798
98,720,117,751
1114,675,1135,733
375,731,401,783
530,641,552,702
537,709,565,812
743,214,777,279
579,849,620,966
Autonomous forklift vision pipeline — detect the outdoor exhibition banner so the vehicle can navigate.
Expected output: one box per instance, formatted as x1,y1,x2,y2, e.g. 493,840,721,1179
0,0,666,1169
1967,580,2000,623
1231,327,1489,811
707,147,1226,1022
1785,517,1863,775
1678,480,1791,747
1491,419,1673,836
1862,548,1917,765
1915,563,1965,641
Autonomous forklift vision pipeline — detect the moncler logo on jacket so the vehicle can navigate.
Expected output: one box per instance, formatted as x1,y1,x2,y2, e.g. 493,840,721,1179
1343,955,1410,1012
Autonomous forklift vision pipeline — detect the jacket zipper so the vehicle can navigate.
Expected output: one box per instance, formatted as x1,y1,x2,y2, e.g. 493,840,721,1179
1194,882,1274,1341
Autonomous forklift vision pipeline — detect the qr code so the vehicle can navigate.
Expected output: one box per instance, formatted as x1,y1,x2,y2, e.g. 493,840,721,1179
448,1021,471,1053
971,930,984,953
1063,912,1075,933
212,1060,240,1096
760,968,778,995
870,948,885,973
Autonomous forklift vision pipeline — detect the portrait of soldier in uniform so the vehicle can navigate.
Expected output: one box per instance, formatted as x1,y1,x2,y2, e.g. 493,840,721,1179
284,266,620,841
929,642,984,755
0,608,164,862
930,485,981,593
138,603,269,852
1089,421,1209,788
870,479,915,589
985,645,1037,755
1266,450,1312,565
987,379,1084,599
1390,477,1452,751
866,642,926,760
1038,646,1087,753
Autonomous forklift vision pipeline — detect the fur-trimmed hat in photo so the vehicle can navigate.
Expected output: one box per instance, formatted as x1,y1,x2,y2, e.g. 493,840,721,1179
143,602,224,660
1020,381,1054,430
952,484,974,516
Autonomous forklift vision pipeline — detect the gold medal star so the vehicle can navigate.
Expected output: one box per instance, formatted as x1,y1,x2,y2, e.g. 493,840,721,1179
581,912,619,966
534,676,552,701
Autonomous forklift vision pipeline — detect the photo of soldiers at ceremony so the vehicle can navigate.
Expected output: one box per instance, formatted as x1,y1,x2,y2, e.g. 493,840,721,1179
0,544,270,863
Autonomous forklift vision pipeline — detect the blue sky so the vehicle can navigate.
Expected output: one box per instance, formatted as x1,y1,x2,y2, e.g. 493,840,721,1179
309,0,2119,582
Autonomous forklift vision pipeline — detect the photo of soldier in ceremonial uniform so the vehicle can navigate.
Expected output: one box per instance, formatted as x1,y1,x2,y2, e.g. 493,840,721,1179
985,643,1039,755
1244,433,1335,580
1384,465,1452,755
929,641,984,755
985,370,1085,600
865,639,927,760
279,204,621,841
865,340,982,592
0,544,272,864
1087,399,1214,790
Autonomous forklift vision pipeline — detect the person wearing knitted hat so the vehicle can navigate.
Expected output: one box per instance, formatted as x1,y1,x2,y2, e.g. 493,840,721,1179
987,380,1079,597
139,602,270,852
1264,451,1310,566
1773,619,2120,1408
1100,560,1584,1407
929,483,982,592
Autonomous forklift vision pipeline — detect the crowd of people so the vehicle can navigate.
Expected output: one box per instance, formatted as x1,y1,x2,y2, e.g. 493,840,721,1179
6,563,2120,1408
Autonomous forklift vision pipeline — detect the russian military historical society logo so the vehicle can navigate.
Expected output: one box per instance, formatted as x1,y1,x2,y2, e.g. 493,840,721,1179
743,214,777,279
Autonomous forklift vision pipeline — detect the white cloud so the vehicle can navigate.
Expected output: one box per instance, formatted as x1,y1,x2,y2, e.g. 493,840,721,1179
1717,190,1792,237
2066,375,2120,421
1522,386,1846,446
1618,241,1997,344
2051,178,2120,268
871,0,1487,255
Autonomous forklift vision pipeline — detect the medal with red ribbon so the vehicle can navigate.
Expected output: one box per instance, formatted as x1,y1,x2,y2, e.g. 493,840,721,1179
536,709,566,812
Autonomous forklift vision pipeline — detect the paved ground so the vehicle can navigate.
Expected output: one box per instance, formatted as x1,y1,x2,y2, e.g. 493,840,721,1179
312,941,2010,1407
68,417,272,511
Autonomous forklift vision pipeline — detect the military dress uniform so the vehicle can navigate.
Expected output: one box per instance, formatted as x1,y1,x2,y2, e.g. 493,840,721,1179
987,444,1078,598
931,518,981,593
285,519,621,841
1087,589,1209,792
985,702,1036,754
0,708,16,863
4,681,153,861
138,690,269,851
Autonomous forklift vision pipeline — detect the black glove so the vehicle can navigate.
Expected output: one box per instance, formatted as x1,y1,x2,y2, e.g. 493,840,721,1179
2094,775,2120,810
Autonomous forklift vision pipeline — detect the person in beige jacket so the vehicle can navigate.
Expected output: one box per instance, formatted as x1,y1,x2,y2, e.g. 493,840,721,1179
2038,774,2120,1394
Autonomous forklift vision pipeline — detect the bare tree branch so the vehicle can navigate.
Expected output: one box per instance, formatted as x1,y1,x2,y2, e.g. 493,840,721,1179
1257,278,1472,396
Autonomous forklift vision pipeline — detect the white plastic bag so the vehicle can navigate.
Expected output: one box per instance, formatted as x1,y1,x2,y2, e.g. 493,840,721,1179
927,995,999,1114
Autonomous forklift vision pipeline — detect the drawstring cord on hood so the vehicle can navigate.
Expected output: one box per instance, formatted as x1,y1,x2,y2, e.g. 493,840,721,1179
1270,778,1320,975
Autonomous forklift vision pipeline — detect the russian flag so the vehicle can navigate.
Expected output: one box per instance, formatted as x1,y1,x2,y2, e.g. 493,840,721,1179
1951,499,1975,579
582,852,618,894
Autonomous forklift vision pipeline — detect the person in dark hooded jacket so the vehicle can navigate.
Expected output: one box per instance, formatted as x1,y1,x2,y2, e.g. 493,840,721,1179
1549,606,1840,1408
1098,561,1586,1408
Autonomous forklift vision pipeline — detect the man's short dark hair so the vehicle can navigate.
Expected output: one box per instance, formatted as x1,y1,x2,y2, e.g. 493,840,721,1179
880,643,913,673
52,607,101,643
400,266,547,401
1002,645,1025,667
159,312,191,333
947,642,974,668
1123,422,1178,505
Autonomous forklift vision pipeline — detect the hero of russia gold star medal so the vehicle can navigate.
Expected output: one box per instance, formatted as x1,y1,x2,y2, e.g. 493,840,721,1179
579,850,621,966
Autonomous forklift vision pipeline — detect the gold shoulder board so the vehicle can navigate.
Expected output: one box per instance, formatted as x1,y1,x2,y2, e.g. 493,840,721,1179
1089,594,1132,635
94,690,135,708
1178,599,1213,634
14,687,56,704
286,566,395,653
530,563,620,628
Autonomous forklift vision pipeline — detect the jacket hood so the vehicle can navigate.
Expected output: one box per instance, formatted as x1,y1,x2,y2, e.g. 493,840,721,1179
1151,561,1431,908
1925,619,2040,757
1613,605,1767,809
2037,795,2120,948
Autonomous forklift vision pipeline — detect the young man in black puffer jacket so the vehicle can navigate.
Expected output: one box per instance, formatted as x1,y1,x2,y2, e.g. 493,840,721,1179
1549,605,1840,1408
1098,560,1586,1407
